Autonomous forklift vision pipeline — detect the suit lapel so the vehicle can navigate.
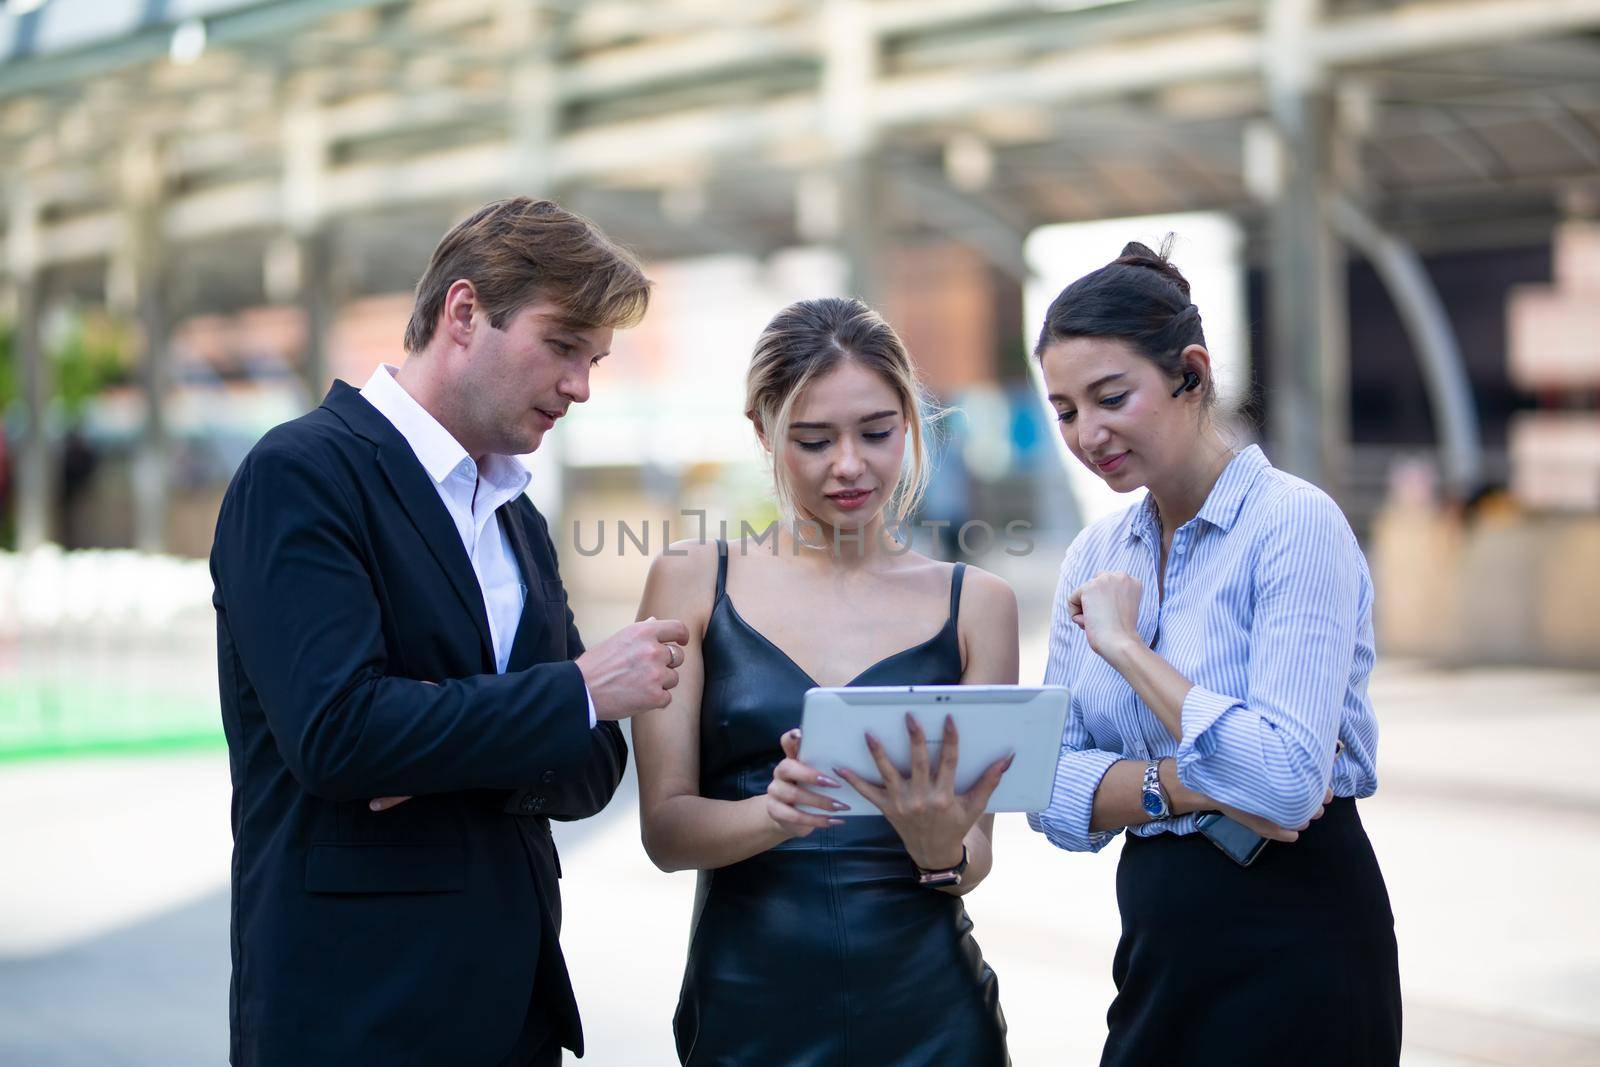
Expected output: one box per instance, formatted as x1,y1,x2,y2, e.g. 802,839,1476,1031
324,381,495,668
499,502,557,672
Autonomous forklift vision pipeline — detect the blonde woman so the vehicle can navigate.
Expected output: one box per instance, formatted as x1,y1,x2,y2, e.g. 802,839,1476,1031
634,298,1015,1065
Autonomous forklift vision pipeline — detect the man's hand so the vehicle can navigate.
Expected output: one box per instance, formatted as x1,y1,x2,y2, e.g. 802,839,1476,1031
371,623,689,814
576,616,690,722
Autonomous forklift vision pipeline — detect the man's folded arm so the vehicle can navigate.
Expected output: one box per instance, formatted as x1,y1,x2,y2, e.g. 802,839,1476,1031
527,509,628,822
216,446,595,801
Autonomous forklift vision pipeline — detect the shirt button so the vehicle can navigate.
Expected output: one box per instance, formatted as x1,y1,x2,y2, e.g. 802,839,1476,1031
1174,543,1186,554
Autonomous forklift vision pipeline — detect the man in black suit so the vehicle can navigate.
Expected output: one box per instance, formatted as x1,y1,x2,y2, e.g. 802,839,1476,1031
211,198,687,1066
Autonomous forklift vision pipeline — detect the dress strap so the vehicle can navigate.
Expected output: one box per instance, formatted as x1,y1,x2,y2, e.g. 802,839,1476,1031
948,562,967,624
715,538,729,599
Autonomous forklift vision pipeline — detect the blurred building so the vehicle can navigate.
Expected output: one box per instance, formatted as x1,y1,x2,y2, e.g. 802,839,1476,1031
1,0,1597,661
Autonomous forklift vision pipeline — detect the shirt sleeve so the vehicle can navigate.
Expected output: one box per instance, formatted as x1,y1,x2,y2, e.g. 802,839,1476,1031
1174,487,1361,827
1027,547,1125,853
586,686,597,729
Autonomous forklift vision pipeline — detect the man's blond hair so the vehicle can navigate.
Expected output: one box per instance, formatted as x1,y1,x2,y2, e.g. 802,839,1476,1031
404,197,650,352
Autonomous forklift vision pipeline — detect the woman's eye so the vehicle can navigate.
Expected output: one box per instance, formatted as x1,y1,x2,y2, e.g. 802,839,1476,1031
1056,410,1076,424
796,440,829,452
863,430,893,442
1101,392,1126,408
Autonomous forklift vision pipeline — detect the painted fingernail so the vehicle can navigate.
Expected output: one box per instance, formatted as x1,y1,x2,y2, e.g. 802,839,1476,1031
368,800,383,811
831,802,850,812
817,774,841,788
827,818,846,827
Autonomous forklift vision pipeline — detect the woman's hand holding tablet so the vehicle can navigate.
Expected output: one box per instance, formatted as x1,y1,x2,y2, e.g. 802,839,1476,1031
835,712,1013,871
796,685,1070,817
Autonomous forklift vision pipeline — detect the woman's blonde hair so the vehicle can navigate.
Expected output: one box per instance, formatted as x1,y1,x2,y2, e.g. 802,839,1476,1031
745,297,937,529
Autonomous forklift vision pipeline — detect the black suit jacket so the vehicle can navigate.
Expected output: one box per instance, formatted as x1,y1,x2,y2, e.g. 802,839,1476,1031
211,381,625,1066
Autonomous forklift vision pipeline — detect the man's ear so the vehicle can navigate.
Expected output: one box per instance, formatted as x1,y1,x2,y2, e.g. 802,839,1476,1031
440,279,479,348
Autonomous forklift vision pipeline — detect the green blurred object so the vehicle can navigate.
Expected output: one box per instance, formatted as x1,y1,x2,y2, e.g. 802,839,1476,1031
0,308,132,417
0,674,222,762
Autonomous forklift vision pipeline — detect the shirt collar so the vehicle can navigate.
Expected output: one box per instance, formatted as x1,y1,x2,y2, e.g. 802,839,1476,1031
359,364,531,497
1122,444,1269,543
1196,444,1268,532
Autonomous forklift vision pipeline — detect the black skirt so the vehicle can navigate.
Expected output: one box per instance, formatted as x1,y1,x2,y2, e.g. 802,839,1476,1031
1103,798,1401,1067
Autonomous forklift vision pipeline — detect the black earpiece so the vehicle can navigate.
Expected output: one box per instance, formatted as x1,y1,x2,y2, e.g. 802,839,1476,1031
1171,371,1201,398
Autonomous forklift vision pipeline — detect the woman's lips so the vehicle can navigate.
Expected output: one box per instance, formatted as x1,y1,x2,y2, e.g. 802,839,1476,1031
1094,452,1129,474
827,489,873,511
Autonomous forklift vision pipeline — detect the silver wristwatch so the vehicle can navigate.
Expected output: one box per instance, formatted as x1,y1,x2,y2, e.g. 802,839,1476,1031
1140,758,1170,819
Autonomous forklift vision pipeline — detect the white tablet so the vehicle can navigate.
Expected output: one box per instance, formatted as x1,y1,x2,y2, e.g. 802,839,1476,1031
797,685,1069,815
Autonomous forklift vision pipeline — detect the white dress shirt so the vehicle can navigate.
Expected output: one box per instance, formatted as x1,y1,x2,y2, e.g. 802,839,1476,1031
361,364,595,726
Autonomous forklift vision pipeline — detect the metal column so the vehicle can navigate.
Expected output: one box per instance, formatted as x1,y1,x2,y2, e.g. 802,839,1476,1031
822,0,883,304
121,139,171,554
1264,0,1349,493
8,176,52,550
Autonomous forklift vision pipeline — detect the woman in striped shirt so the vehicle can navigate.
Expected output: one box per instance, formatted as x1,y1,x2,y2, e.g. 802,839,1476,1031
1028,241,1401,1066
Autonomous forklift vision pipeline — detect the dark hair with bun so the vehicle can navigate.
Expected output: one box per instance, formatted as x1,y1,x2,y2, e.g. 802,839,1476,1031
1033,235,1212,404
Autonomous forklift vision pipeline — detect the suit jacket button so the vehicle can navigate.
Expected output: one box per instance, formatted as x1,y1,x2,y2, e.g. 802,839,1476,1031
541,770,556,784
520,795,541,813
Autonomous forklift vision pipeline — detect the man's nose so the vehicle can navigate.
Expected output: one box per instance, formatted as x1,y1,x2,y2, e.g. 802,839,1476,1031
560,364,591,404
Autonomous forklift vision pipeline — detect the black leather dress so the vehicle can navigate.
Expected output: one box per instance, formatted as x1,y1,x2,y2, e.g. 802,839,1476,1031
672,540,1009,1066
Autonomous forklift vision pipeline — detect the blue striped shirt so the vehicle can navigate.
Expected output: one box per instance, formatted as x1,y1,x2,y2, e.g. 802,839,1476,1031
1027,445,1379,852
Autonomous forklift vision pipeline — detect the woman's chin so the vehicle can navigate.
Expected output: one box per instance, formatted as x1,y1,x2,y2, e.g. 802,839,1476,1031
798,506,882,539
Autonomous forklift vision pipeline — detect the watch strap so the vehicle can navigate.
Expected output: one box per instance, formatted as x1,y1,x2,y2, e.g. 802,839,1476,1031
915,845,969,887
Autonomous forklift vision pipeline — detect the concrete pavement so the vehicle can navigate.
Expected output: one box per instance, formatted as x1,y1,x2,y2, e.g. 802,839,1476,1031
2,660,1598,1065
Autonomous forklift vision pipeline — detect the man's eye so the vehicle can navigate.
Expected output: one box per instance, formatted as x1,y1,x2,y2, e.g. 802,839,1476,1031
551,340,574,355
590,355,604,368
1101,393,1126,408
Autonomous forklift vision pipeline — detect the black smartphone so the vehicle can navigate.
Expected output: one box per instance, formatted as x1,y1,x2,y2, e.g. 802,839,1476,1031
1196,812,1269,867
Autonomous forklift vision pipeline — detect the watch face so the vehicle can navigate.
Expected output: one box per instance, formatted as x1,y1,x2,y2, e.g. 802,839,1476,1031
1141,792,1165,817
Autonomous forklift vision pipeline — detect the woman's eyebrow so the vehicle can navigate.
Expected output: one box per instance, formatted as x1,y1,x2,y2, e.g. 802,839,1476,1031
791,409,899,430
1048,372,1126,403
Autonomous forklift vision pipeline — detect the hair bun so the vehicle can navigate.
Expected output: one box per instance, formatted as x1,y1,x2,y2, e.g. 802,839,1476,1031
1114,238,1191,298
